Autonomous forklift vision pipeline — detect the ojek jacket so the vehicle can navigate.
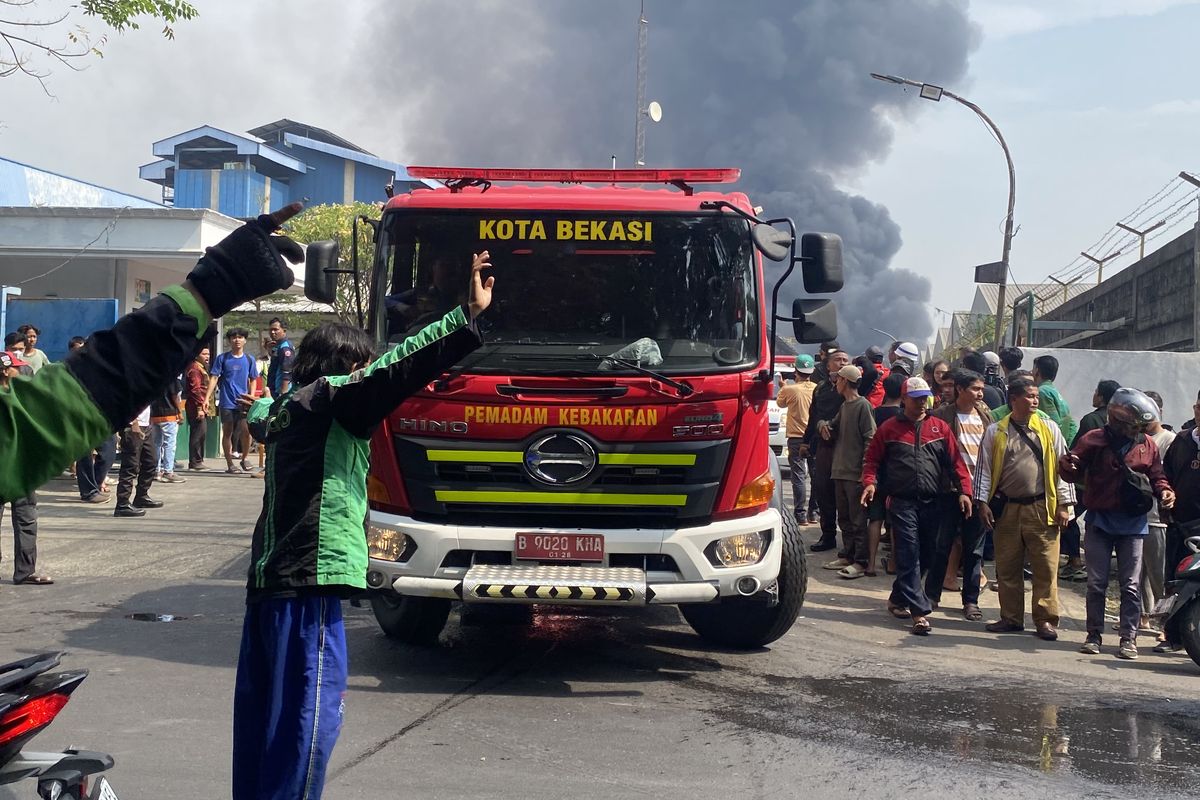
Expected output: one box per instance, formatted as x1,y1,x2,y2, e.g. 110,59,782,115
1060,427,1170,512
244,305,481,596
0,284,210,503
861,413,972,500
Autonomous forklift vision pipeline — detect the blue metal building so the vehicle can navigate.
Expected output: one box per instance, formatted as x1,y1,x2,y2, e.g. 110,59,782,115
139,119,426,215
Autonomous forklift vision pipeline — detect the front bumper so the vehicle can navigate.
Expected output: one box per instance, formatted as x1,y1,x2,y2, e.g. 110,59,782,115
366,507,783,605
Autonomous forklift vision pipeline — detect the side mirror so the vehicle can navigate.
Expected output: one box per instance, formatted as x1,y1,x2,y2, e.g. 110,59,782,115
752,223,793,262
792,298,838,343
304,240,340,305
800,233,843,293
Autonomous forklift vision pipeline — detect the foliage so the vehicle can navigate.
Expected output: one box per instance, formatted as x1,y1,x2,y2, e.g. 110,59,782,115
1,0,197,91
283,202,382,327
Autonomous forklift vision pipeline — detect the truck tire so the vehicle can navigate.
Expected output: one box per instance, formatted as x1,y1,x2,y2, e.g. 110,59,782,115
1179,599,1200,668
680,511,808,649
370,592,451,646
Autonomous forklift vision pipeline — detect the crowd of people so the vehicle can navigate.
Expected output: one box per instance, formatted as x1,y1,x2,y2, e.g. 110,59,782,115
777,339,1196,658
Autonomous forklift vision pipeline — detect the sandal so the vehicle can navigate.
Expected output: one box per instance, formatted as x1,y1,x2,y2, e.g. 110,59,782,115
838,564,867,579
863,569,878,578
963,603,983,621
887,603,911,619
911,618,932,636
16,574,54,585
1059,565,1088,582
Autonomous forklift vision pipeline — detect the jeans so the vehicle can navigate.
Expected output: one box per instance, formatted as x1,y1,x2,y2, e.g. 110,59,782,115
786,438,808,522
812,442,837,540
1085,524,1144,641
834,479,869,565
1,493,38,582
806,457,818,514
993,500,1060,628
887,496,940,617
1060,498,1085,561
75,435,116,500
156,420,179,475
925,494,985,606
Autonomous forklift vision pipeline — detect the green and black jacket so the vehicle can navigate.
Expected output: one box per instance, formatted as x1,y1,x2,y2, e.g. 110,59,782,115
0,285,209,503
245,305,480,597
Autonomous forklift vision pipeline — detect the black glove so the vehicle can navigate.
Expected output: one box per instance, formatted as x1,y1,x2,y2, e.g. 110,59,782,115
186,213,305,318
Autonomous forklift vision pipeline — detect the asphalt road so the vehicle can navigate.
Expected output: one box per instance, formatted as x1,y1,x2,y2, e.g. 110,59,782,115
2,471,1198,799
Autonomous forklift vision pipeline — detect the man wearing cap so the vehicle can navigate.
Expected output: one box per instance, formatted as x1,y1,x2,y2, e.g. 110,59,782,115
777,355,817,525
863,346,889,408
805,346,850,550
962,351,1004,410
891,341,920,378
0,351,53,585
818,364,876,578
974,378,1075,641
861,376,973,634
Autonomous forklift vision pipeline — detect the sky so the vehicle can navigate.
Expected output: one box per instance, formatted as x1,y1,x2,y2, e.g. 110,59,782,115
3,0,1200,349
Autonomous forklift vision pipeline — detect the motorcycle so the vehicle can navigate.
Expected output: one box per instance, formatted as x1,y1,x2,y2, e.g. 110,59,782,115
1155,534,1200,667
0,653,118,800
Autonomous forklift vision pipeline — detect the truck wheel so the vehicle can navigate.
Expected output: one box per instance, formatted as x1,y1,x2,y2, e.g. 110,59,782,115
1179,599,1200,668
370,592,451,645
680,511,808,649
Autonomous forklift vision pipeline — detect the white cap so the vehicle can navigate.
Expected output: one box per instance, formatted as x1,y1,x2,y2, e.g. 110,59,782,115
895,342,920,362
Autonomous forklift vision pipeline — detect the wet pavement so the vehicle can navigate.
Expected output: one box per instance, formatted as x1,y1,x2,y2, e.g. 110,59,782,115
1,473,1198,798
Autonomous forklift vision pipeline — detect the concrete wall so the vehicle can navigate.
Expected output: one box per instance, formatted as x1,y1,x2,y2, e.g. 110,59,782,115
1033,225,1199,351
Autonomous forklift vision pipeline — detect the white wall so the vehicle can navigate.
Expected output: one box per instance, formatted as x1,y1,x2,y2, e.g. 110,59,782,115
1022,347,1200,431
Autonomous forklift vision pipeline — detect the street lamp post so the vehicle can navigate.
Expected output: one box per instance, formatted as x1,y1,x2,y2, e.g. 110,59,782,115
871,72,1016,348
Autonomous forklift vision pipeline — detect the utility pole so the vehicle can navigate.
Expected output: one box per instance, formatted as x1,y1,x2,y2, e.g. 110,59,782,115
1080,249,1123,285
634,1,648,167
1116,220,1165,260
870,73,1015,349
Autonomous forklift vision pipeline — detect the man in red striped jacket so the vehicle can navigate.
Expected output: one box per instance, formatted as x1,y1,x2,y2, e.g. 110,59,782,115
861,377,974,636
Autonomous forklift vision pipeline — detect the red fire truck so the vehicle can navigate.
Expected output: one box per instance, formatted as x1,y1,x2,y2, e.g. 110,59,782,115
305,167,842,648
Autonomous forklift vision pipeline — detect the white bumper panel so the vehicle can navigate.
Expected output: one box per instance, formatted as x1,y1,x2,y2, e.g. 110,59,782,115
369,507,782,602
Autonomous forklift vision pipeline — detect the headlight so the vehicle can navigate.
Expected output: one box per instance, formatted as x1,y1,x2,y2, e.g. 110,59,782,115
367,526,408,561
712,531,768,567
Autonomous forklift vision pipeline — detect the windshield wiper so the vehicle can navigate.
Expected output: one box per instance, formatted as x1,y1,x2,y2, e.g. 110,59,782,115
486,339,604,347
592,354,694,397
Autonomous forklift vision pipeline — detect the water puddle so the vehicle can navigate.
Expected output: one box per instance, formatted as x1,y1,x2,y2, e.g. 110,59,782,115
714,674,1200,792
125,613,188,622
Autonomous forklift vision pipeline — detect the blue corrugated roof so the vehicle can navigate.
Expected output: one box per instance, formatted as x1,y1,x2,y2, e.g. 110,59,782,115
0,156,161,208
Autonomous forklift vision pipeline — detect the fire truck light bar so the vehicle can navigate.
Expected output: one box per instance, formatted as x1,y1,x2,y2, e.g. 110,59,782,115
407,167,741,184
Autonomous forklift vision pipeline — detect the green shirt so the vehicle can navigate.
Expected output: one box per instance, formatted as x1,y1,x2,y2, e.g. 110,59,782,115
1037,381,1077,444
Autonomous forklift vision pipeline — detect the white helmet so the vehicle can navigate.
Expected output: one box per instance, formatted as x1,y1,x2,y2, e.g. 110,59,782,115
1109,388,1159,429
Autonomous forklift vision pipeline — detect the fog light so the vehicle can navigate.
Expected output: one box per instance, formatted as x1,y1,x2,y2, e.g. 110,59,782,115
366,571,386,588
367,526,407,561
714,531,767,567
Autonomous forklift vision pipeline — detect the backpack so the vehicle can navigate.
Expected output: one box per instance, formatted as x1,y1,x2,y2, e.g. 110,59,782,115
1109,435,1155,516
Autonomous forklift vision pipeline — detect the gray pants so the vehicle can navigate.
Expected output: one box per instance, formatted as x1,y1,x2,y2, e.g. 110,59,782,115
786,438,808,522
1,493,39,583
1084,525,1144,641
1140,523,1166,615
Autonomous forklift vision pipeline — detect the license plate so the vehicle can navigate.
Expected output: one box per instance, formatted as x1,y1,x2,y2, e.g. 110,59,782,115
92,778,120,800
1152,596,1176,617
515,533,604,562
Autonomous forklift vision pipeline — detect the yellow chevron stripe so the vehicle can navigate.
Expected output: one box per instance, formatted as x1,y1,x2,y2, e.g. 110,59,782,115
435,490,687,507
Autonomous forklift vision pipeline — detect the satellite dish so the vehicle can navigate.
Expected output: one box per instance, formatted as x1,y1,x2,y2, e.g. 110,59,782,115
647,101,663,123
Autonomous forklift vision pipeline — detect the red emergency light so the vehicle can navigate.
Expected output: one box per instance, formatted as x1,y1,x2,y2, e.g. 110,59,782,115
407,167,741,185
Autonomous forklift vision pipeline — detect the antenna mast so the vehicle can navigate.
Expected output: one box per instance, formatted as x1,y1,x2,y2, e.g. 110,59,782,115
634,1,648,166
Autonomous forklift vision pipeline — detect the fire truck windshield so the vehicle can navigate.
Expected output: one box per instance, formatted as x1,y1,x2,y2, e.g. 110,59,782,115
371,211,759,374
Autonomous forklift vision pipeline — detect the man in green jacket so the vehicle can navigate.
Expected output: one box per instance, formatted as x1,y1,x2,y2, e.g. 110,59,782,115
233,251,495,800
0,203,305,503
1032,354,1077,444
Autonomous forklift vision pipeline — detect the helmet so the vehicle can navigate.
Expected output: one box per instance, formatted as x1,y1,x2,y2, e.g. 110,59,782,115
1108,388,1159,429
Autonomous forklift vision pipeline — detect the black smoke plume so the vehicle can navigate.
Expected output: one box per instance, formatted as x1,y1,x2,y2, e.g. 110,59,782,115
355,0,976,354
